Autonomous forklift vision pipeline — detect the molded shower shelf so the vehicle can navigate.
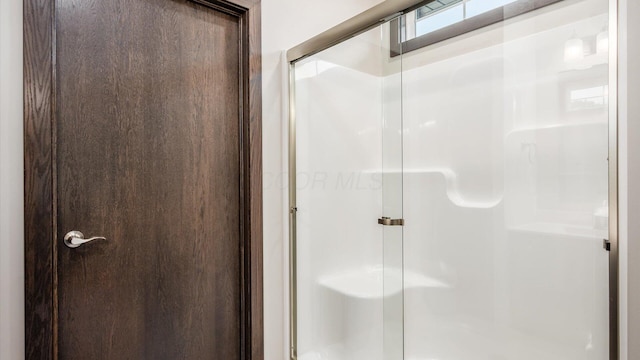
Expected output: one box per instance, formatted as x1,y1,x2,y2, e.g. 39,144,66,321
363,168,503,209
318,267,448,299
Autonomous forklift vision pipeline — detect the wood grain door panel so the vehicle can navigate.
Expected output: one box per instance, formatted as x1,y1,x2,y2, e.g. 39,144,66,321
24,0,263,359
56,1,242,358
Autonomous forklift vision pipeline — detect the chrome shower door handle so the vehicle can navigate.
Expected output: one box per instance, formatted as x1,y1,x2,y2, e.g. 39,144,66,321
378,217,404,226
64,231,107,249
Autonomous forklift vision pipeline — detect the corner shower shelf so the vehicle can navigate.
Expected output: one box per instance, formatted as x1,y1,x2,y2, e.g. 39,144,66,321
318,267,448,299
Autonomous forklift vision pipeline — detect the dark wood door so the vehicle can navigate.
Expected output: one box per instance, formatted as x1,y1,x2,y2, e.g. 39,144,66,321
24,0,263,359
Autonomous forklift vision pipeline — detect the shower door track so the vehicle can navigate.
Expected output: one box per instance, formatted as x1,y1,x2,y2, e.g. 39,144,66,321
287,0,621,359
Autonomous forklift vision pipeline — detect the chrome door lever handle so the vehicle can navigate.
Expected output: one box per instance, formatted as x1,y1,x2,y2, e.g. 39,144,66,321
64,231,106,248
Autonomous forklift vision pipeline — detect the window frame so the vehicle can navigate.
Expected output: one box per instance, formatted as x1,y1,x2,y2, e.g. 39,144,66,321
390,0,565,57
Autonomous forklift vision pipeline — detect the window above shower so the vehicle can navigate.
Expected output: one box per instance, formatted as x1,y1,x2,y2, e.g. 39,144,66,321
395,0,564,54
408,0,519,39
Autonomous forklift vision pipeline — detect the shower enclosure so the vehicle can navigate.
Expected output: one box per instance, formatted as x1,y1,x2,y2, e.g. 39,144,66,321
288,0,618,359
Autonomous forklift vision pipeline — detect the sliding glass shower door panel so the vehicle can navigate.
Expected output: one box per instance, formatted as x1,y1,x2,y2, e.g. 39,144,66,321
382,27,404,360
293,20,404,360
400,0,610,359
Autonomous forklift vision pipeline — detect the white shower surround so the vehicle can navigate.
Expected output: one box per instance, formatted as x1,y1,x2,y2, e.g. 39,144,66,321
294,0,611,359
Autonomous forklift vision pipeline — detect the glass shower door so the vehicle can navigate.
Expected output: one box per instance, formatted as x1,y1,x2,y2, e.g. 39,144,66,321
381,23,404,360
292,19,404,360
400,0,611,359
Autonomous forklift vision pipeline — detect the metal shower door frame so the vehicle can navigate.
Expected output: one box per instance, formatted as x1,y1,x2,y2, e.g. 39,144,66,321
286,0,620,358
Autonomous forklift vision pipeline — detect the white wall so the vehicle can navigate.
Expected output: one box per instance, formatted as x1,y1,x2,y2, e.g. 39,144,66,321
0,0,25,359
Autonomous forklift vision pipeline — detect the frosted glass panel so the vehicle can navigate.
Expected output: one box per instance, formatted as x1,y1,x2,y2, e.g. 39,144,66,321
293,21,403,360
401,0,610,359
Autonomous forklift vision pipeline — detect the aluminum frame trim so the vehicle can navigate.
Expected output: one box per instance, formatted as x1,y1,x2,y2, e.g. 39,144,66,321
288,62,298,360
608,0,620,358
286,0,428,63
